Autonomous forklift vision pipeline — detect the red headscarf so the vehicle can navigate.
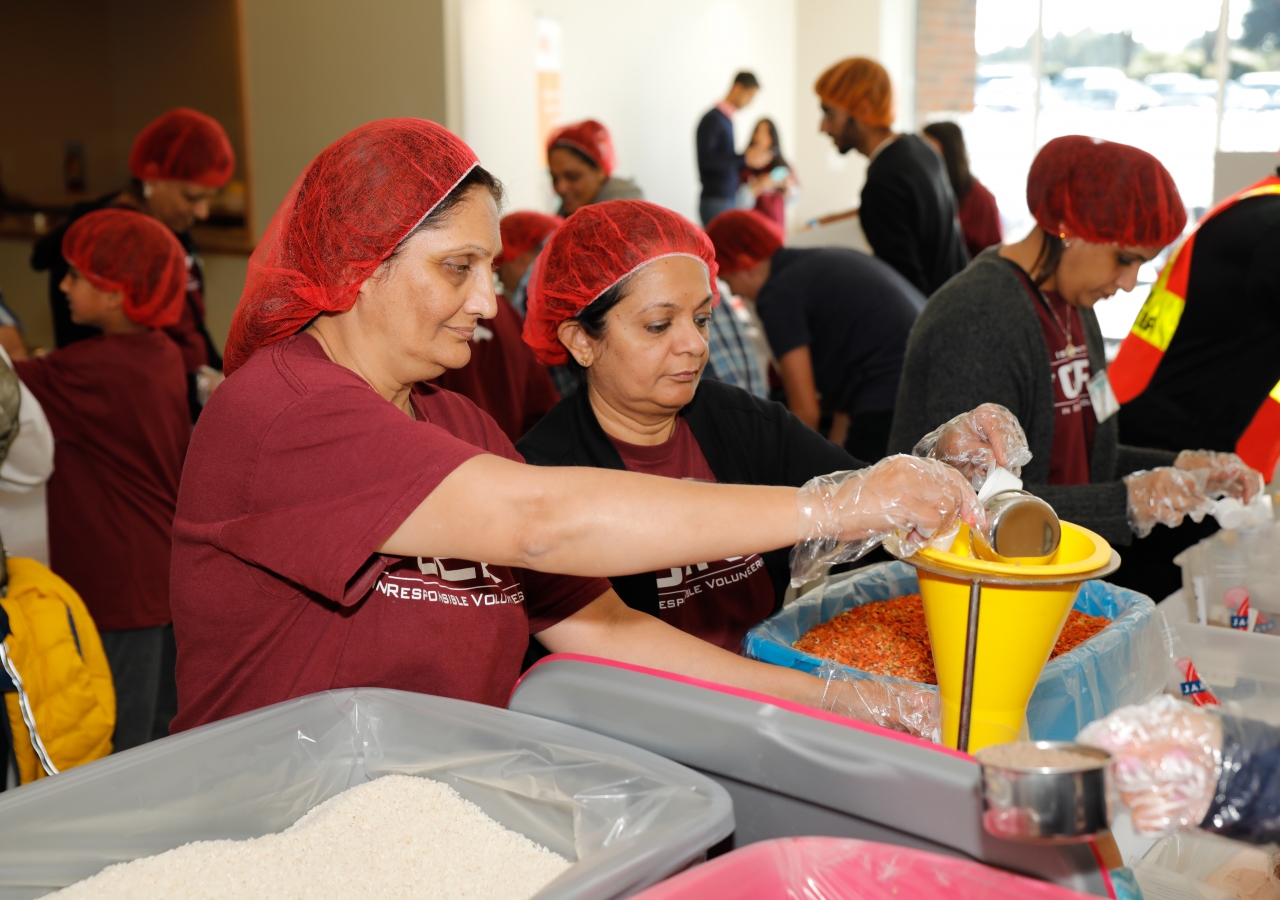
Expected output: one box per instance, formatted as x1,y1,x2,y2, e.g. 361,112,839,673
62,209,187,328
1027,136,1186,247
496,211,562,268
546,120,616,176
224,118,479,374
129,108,236,188
705,209,785,273
522,200,719,366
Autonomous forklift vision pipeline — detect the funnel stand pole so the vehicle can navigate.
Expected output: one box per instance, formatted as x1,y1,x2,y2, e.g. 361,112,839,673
957,579,982,753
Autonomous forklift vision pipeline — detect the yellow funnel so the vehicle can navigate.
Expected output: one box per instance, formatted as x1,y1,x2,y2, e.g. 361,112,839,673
911,522,1114,753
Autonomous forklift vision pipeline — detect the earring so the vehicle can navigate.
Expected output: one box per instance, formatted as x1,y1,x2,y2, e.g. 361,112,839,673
142,182,154,199
1063,239,1072,249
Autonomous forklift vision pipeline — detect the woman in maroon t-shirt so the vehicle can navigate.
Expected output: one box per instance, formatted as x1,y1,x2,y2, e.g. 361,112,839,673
171,119,1013,737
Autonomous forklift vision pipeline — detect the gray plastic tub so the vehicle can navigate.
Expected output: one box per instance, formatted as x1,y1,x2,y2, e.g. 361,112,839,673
0,688,733,900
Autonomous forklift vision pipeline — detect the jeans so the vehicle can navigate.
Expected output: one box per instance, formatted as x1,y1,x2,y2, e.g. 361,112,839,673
99,624,178,751
699,195,735,227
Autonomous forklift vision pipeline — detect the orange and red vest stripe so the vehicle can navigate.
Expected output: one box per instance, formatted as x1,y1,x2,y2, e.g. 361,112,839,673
1109,175,1280,480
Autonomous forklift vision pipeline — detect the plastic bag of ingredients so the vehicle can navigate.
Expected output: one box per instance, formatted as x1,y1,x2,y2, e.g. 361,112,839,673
1177,520,1280,628
744,561,1166,741
628,836,1100,900
0,688,732,900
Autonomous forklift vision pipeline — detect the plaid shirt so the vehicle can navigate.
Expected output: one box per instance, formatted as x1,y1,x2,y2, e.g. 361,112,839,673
705,287,770,398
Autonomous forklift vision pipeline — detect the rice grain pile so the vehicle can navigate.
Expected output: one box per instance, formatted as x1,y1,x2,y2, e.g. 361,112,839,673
51,774,571,900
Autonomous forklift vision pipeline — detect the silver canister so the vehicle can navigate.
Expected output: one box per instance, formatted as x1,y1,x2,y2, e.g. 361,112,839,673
973,490,1062,562
976,741,1112,843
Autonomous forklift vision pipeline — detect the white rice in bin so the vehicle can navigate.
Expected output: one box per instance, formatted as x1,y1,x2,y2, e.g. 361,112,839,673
51,774,572,900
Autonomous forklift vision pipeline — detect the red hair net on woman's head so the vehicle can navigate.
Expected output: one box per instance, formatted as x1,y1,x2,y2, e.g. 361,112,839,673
1028,136,1187,247
546,120,616,176
814,58,894,128
706,209,784,273
129,108,236,188
522,200,719,366
62,209,187,328
496,211,562,268
224,118,479,373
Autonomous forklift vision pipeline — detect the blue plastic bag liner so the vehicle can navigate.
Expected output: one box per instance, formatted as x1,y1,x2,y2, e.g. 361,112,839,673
743,561,1166,741
0,688,733,900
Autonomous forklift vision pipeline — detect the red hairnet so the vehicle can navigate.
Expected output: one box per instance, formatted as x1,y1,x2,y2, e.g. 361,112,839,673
224,118,479,374
1027,136,1186,247
522,200,719,366
814,58,894,128
62,209,187,328
547,120,616,176
129,108,236,188
496,211,561,268
705,209,784,273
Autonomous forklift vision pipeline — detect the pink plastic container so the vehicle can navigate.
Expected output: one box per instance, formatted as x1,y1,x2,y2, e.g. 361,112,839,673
630,837,1097,900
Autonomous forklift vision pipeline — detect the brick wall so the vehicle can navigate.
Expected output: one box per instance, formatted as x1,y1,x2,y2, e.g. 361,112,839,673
915,0,976,116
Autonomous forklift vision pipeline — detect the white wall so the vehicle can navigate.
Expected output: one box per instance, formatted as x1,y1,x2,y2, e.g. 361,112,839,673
459,0,797,223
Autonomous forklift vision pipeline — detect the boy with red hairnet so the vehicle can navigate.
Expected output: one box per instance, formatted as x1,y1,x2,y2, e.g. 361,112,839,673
31,108,236,421
707,209,924,460
812,57,967,296
17,208,191,751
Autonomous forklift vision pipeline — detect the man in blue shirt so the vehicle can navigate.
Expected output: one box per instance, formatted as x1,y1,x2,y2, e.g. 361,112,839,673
696,72,768,226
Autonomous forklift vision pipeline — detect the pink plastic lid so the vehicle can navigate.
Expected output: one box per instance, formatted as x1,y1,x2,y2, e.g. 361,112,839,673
628,837,1099,899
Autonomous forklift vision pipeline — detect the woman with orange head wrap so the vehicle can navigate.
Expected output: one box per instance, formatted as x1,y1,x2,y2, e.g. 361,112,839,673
31,108,237,420
812,57,967,295
16,208,192,751
889,136,1261,599
546,120,643,216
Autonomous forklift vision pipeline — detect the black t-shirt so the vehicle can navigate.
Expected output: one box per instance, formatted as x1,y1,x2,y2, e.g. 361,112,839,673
1119,191,1280,453
861,134,969,296
755,247,925,415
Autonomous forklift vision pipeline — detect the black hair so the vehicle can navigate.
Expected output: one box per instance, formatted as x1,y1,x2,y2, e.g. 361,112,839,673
733,71,760,90
922,121,973,201
548,142,601,171
749,118,787,172
562,275,633,383
384,165,504,266
1030,229,1065,287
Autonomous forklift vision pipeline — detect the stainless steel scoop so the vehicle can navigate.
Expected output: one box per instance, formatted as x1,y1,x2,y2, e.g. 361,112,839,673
973,490,1061,561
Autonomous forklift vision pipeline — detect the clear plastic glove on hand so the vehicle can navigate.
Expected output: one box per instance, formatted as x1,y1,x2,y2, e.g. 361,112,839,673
912,403,1032,492
1077,695,1222,838
1174,450,1263,504
790,455,985,587
1124,467,1214,539
818,661,941,742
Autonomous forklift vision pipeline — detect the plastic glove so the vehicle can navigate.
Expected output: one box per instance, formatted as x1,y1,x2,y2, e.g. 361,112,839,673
1077,695,1222,838
911,403,1033,492
818,661,940,742
1124,467,1214,539
791,455,985,587
1174,450,1263,504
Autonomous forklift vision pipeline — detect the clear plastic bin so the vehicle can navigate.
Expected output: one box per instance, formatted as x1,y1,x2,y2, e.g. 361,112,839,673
1133,830,1280,900
1172,619,1280,725
742,561,1166,741
0,688,733,900
1177,520,1280,621
628,836,1098,900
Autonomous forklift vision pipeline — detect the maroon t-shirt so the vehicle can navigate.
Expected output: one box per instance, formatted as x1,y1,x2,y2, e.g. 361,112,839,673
15,332,189,631
434,296,559,442
169,333,609,732
609,419,775,652
1030,289,1096,486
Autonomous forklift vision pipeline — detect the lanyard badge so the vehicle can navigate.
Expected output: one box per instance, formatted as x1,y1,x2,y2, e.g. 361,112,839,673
1088,370,1120,424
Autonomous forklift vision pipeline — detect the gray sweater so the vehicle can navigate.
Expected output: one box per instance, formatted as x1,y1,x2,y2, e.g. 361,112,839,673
887,249,1175,546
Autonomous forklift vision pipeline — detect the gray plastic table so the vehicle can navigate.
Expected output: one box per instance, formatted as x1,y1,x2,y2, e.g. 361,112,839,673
508,655,1117,897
